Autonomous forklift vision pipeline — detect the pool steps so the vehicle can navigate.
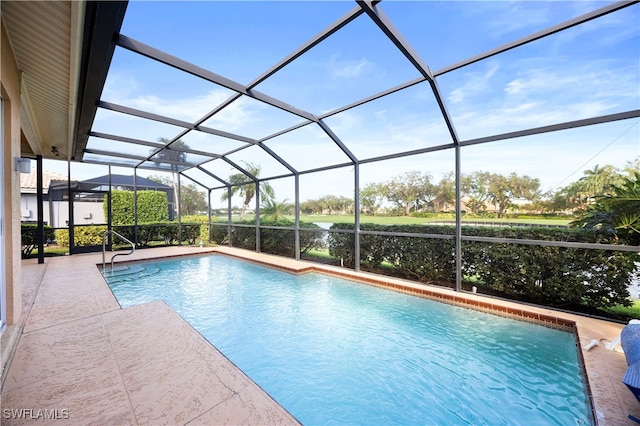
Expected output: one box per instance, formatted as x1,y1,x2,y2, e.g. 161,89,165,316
103,264,161,283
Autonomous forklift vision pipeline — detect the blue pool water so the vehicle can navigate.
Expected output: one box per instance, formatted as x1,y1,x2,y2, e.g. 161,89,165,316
104,255,593,425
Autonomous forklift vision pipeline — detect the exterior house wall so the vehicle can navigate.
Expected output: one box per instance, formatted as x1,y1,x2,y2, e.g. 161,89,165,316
20,193,48,224
20,196,105,228
1,19,22,327
72,202,105,226
49,201,70,229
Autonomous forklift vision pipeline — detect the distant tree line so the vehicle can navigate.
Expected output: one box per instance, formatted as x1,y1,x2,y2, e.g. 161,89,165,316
300,159,639,218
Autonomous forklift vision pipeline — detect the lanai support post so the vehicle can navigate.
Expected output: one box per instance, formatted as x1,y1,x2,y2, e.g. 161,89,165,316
133,168,138,247
294,174,300,260
36,155,44,264
255,181,261,253
67,161,74,254
455,145,462,292
226,186,232,247
208,188,212,244
177,173,182,245
354,162,360,272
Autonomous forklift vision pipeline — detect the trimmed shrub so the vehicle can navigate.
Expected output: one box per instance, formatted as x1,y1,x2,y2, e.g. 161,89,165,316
112,222,202,247
221,219,324,256
109,190,134,225
137,191,168,223
210,224,230,245
108,189,169,225
54,226,108,248
182,214,214,243
54,229,69,247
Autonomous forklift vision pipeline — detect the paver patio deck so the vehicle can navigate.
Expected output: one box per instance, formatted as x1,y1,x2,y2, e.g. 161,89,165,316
0,245,638,425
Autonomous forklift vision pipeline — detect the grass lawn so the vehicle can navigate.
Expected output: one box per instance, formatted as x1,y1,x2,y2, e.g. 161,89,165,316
604,299,640,319
296,214,572,226
213,214,572,226
26,246,69,257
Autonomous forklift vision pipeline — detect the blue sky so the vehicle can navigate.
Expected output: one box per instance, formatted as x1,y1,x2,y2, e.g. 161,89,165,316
46,0,639,207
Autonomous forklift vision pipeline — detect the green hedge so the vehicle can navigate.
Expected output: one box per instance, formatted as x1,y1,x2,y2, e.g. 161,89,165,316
328,223,638,310
55,223,203,248
182,215,213,243
210,224,230,245
113,223,202,247
108,190,169,225
109,190,134,225
137,191,169,223
54,225,107,248
211,219,325,257
21,224,55,257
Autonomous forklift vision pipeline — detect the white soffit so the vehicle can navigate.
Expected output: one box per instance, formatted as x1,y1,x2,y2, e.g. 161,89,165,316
2,1,84,161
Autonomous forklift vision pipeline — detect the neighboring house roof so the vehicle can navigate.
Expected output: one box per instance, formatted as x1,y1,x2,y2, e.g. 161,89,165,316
20,169,73,195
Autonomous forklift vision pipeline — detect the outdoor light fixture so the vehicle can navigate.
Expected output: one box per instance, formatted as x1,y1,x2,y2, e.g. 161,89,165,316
15,157,31,174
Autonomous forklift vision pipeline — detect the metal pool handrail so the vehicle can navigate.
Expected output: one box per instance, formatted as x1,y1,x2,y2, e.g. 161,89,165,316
102,230,135,272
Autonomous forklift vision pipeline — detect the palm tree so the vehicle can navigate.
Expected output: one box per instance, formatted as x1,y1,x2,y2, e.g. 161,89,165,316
221,162,275,219
152,138,189,219
571,171,640,245
261,198,291,221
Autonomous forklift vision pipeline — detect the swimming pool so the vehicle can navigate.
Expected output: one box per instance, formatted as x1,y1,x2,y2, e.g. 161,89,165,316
104,254,593,425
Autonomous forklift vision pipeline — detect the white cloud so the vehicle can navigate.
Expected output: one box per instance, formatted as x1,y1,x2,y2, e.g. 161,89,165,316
457,99,616,140
455,1,555,41
389,119,453,149
201,95,255,132
485,3,553,39
328,56,375,79
503,69,586,98
504,79,525,95
323,110,362,134
446,55,638,141
447,63,499,104
128,90,232,122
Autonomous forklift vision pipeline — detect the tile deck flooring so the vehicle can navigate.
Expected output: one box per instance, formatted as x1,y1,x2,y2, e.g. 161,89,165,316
0,245,638,425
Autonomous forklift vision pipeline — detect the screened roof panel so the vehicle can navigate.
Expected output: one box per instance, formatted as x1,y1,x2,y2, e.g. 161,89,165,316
261,123,353,172
70,161,109,178
181,167,224,190
252,13,423,115
82,152,144,168
70,1,638,194
138,160,190,173
224,145,293,179
199,95,307,140
148,149,213,168
92,108,186,144
322,81,454,160
199,158,247,186
178,131,250,158
102,47,234,123
439,4,640,141
119,1,356,85
383,1,619,73
85,136,155,158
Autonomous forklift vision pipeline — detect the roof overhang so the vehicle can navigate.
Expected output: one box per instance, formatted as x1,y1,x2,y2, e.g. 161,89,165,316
1,0,127,162
73,1,128,162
